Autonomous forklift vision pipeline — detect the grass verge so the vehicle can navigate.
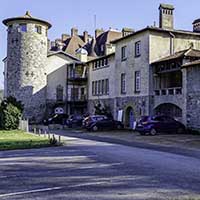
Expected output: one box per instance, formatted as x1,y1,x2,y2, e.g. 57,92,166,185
0,130,55,150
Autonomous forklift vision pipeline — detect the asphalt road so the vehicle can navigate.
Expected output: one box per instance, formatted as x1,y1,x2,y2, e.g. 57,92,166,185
0,134,200,200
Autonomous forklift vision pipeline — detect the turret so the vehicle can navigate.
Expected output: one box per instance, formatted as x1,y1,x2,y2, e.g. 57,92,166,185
2,11,51,122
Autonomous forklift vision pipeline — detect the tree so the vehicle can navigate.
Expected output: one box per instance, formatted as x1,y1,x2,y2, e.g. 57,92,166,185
0,96,23,130
94,101,113,119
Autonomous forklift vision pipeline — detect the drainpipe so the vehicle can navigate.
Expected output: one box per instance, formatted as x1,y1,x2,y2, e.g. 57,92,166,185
169,32,175,55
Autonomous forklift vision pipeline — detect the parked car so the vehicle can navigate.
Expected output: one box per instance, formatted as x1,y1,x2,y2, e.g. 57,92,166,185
82,115,108,128
66,114,83,128
85,115,124,131
43,114,68,125
135,115,186,135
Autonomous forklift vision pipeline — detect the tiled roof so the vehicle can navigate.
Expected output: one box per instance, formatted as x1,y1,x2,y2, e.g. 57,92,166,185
152,48,200,64
111,26,200,44
3,11,52,28
182,59,200,68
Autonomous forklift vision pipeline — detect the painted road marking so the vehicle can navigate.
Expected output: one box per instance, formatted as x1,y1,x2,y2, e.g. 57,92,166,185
0,187,62,197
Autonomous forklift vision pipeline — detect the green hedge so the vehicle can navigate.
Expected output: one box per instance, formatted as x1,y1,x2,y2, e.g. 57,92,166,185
0,97,23,130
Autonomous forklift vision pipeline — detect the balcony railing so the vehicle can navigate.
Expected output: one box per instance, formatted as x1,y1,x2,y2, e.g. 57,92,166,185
154,87,182,96
67,95,87,102
68,74,87,82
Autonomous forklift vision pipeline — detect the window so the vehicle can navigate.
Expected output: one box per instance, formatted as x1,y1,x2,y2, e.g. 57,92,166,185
135,41,141,57
105,79,109,95
71,88,79,100
98,80,101,95
92,81,95,95
135,71,141,92
20,24,27,32
121,73,126,94
94,81,97,95
35,25,42,34
102,80,105,94
81,88,85,99
56,85,63,101
121,46,127,61
101,44,104,52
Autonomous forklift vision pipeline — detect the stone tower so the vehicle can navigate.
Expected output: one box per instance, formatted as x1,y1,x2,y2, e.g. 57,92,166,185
159,4,174,29
3,12,51,122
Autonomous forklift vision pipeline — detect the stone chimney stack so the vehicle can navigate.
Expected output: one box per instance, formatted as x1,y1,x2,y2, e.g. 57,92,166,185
51,41,56,49
83,31,88,43
95,28,104,38
55,39,64,50
71,27,78,37
193,19,200,33
159,4,174,29
61,34,70,41
122,28,134,37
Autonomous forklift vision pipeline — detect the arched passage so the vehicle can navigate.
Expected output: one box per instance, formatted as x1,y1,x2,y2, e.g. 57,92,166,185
154,103,182,121
125,106,135,129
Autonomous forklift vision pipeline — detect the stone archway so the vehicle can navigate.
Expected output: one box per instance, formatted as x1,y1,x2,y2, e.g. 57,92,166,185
154,103,182,122
125,106,135,129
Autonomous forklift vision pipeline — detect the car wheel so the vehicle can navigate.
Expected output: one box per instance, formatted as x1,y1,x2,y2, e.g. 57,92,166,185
150,128,157,136
92,125,98,132
176,127,185,134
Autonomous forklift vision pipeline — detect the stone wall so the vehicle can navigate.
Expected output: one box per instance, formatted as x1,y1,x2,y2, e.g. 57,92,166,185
6,22,48,122
185,66,200,129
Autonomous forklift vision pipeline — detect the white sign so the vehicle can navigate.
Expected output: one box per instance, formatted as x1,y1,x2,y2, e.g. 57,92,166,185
117,110,123,122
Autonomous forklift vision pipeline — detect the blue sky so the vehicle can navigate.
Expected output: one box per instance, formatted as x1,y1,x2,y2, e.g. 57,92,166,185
1,0,200,89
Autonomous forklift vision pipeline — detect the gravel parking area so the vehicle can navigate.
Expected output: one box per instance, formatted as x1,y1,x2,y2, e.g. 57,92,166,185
76,129,200,151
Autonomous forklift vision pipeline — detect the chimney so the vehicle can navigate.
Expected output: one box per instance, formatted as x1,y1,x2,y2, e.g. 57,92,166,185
61,34,70,41
71,27,78,37
50,41,56,49
95,28,104,38
193,19,200,32
83,31,88,43
122,28,134,37
55,39,64,50
159,4,174,29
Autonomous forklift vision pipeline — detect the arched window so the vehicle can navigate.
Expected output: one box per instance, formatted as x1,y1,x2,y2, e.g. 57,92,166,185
56,85,63,101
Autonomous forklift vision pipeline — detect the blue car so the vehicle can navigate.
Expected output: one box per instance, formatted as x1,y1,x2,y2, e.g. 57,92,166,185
136,115,185,135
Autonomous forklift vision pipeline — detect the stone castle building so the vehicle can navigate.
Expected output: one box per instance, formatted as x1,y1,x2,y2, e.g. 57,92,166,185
2,4,200,130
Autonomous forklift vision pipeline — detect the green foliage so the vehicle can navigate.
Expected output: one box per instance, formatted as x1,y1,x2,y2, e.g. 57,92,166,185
0,96,23,130
0,130,52,150
94,102,113,118
5,96,24,112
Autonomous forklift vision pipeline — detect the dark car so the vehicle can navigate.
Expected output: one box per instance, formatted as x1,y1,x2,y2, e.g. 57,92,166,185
66,115,83,128
82,115,108,128
85,116,124,131
136,115,185,135
43,114,68,125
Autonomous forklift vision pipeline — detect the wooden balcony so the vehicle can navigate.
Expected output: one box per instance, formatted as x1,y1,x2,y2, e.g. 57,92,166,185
154,87,182,96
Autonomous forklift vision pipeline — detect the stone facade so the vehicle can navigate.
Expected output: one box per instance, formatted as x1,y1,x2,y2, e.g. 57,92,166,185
182,65,200,129
4,17,50,122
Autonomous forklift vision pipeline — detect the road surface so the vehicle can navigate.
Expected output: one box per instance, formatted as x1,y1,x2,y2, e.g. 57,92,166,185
0,134,200,199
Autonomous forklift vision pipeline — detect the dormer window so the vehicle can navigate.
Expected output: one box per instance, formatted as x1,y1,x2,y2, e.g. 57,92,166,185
20,24,27,32
35,25,42,34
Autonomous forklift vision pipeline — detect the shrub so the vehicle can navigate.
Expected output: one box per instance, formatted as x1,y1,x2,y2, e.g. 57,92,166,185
0,103,22,130
0,96,23,130
94,102,113,118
